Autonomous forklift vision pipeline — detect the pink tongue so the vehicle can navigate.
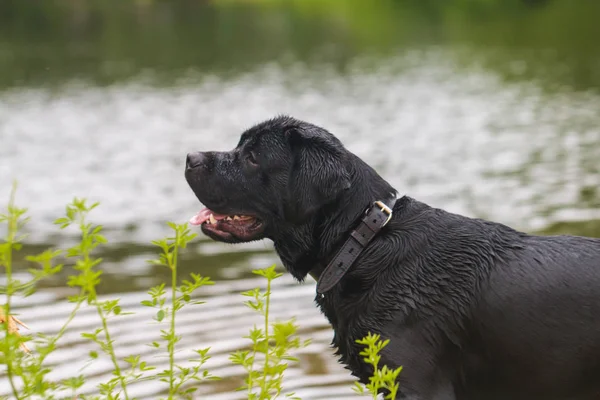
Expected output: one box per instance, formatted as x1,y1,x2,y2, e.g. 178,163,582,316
189,207,228,226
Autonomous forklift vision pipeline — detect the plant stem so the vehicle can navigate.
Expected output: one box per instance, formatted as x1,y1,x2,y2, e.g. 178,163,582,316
25,292,85,396
79,214,130,400
96,297,129,398
45,296,84,356
3,183,23,400
261,275,272,399
168,232,179,399
247,339,257,398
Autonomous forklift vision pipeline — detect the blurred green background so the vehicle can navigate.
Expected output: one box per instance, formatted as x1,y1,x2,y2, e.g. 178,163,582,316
1,0,599,91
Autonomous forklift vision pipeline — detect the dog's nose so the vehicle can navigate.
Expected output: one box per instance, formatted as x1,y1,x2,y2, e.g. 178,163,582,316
186,152,206,169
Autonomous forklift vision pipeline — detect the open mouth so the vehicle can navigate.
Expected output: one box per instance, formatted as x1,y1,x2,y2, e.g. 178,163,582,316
189,207,265,242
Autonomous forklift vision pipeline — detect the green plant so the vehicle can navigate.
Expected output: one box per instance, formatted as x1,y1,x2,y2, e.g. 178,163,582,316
143,222,219,399
55,197,136,400
0,183,86,399
0,182,32,399
1,191,219,399
353,333,402,399
230,265,310,400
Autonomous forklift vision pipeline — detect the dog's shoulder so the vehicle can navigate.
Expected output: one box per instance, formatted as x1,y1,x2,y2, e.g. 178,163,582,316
352,197,528,329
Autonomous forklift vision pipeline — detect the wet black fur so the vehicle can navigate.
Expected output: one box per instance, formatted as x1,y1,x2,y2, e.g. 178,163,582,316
185,116,600,400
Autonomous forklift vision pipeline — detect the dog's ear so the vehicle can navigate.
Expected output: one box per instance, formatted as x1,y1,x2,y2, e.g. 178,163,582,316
285,127,351,222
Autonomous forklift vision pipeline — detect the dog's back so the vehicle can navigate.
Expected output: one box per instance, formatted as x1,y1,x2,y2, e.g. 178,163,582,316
356,199,600,399
462,233,600,399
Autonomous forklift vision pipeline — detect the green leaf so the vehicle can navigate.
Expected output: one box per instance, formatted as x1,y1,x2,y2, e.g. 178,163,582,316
81,333,97,341
54,217,70,226
156,309,165,322
66,205,76,221
95,234,108,244
252,264,283,280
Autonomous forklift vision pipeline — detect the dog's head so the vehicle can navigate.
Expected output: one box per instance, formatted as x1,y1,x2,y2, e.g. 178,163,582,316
184,116,352,244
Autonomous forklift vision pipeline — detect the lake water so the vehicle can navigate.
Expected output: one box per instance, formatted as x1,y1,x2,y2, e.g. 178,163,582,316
1,1,599,398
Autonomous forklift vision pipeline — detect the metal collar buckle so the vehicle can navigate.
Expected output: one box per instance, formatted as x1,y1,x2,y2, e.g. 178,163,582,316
374,200,393,226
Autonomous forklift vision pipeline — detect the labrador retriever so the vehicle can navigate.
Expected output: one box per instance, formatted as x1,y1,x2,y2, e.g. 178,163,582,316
184,116,600,400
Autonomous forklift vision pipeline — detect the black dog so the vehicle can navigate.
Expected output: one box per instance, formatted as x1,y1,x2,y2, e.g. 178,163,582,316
185,116,600,400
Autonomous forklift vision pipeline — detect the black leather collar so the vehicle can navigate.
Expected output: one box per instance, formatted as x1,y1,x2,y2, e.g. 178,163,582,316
310,198,395,294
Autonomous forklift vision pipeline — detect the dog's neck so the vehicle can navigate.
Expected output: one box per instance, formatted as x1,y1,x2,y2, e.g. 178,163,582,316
308,196,396,294
273,154,397,282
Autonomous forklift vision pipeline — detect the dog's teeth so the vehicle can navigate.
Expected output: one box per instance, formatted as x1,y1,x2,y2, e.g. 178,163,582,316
209,214,217,224
225,216,232,221
233,215,240,220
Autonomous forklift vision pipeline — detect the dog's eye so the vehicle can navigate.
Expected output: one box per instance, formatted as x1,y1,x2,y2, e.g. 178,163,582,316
246,151,259,167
